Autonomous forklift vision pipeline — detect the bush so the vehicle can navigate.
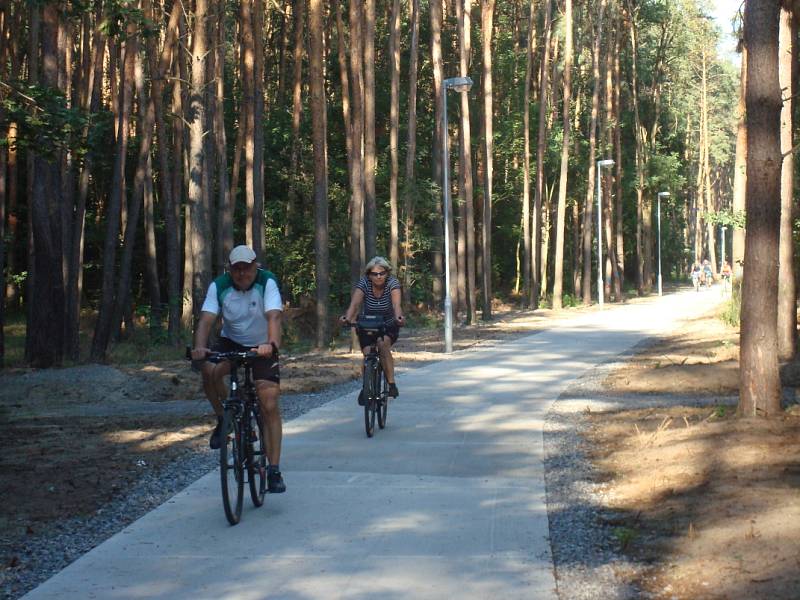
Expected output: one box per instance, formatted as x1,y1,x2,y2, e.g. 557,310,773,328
719,279,741,327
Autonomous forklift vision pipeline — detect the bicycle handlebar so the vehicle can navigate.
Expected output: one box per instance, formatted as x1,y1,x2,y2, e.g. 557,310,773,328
340,317,398,333
185,345,260,364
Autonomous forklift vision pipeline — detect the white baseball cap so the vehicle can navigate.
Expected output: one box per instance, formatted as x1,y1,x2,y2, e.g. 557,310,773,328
229,245,256,265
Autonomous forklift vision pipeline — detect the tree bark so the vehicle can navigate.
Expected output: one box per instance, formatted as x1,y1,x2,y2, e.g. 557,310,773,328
309,0,329,348
458,0,476,323
732,48,747,276
430,0,444,304
388,0,401,269
286,0,305,238
739,0,782,417
91,22,137,362
581,0,607,304
553,0,573,310
362,0,377,260
188,0,211,318
777,4,796,361
348,0,366,282
480,0,495,319
403,0,420,292
532,0,553,308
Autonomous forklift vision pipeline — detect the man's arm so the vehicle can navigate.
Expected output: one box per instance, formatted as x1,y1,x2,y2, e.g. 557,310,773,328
254,309,283,358
191,311,218,360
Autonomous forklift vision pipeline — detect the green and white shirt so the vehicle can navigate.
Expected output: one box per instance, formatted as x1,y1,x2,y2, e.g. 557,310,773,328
201,269,282,347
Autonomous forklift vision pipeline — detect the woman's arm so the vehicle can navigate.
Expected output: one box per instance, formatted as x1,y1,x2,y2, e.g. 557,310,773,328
390,287,404,325
342,288,365,323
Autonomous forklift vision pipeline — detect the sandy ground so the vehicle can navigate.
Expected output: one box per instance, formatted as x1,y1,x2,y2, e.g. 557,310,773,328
593,304,800,599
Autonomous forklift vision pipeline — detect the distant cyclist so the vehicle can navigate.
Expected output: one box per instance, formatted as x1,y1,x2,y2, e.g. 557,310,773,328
190,245,286,494
690,263,702,292
702,259,713,288
340,256,405,404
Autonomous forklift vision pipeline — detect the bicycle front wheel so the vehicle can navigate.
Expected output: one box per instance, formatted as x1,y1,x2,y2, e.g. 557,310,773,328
363,359,377,437
220,408,244,525
377,363,388,430
247,403,267,507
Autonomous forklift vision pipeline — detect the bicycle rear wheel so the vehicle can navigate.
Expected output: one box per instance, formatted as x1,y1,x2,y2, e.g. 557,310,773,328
220,408,244,525
363,359,377,437
377,364,388,429
247,403,267,507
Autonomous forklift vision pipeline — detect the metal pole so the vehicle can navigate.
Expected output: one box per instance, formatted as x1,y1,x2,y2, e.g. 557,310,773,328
442,88,453,353
657,194,662,296
721,227,726,271
596,162,603,306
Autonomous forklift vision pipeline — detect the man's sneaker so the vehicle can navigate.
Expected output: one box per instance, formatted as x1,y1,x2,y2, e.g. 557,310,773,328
267,469,286,493
388,383,399,398
209,418,223,450
357,390,365,406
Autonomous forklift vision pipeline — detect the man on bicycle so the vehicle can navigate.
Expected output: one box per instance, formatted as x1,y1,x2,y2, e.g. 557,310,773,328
190,245,286,494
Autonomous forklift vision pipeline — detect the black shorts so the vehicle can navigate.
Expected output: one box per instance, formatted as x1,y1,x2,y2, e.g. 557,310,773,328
212,337,280,384
357,323,399,350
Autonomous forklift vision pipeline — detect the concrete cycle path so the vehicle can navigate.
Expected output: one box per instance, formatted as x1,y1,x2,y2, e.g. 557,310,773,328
24,288,725,600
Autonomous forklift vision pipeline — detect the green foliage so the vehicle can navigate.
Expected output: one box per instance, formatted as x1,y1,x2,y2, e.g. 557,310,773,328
612,526,638,551
705,208,746,229
719,280,741,327
1,83,88,160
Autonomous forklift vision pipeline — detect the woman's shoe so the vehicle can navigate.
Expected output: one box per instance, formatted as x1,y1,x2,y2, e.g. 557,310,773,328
388,383,399,398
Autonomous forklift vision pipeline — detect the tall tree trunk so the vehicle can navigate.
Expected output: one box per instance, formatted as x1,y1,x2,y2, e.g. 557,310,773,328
112,52,154,341
732,48,747,277
777,5,796,361
91,22,137,361
458,0,476,323
253,0,265,257
613,17,624,296
388,0,401,268
581,0,607,304
146,0,181,342
363,0,377,260
188,0,211,314
214,3,232,273
521,0,535,306
309,0,329,348
553,0,573,310
349,0,366,283
627,0,646,294
739,0,782,417
532,0,553,308
480,0,495,319
242,0,256,251
430,0,444,304
286,0,305,238
403,0,420,292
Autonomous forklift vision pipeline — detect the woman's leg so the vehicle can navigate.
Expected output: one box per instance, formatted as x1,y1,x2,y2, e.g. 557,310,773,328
377,337,395,383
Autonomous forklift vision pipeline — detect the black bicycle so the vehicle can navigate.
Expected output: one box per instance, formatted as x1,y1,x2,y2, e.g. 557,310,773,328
187,348,267,525
344,316,392,437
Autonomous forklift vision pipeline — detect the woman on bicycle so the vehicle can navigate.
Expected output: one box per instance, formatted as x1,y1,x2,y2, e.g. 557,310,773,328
340,256,405,403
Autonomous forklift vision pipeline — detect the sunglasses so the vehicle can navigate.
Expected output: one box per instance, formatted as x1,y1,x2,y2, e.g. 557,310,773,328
368,271,388,277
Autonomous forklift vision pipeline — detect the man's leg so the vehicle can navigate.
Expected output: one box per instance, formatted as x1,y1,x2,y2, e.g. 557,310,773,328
256,380,285,492
202,361,230,448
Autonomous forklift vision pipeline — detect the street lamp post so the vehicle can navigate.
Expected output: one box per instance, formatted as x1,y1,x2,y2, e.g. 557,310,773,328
596,159,615,305
442,76,473,353
656,191,670,297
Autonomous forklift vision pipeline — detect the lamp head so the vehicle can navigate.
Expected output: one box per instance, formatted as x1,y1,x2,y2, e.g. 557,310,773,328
444,76,473,92
597,159,615,167
658,191,670,198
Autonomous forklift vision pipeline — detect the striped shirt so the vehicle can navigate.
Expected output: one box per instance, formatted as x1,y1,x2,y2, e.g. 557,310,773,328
356,275,401,319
